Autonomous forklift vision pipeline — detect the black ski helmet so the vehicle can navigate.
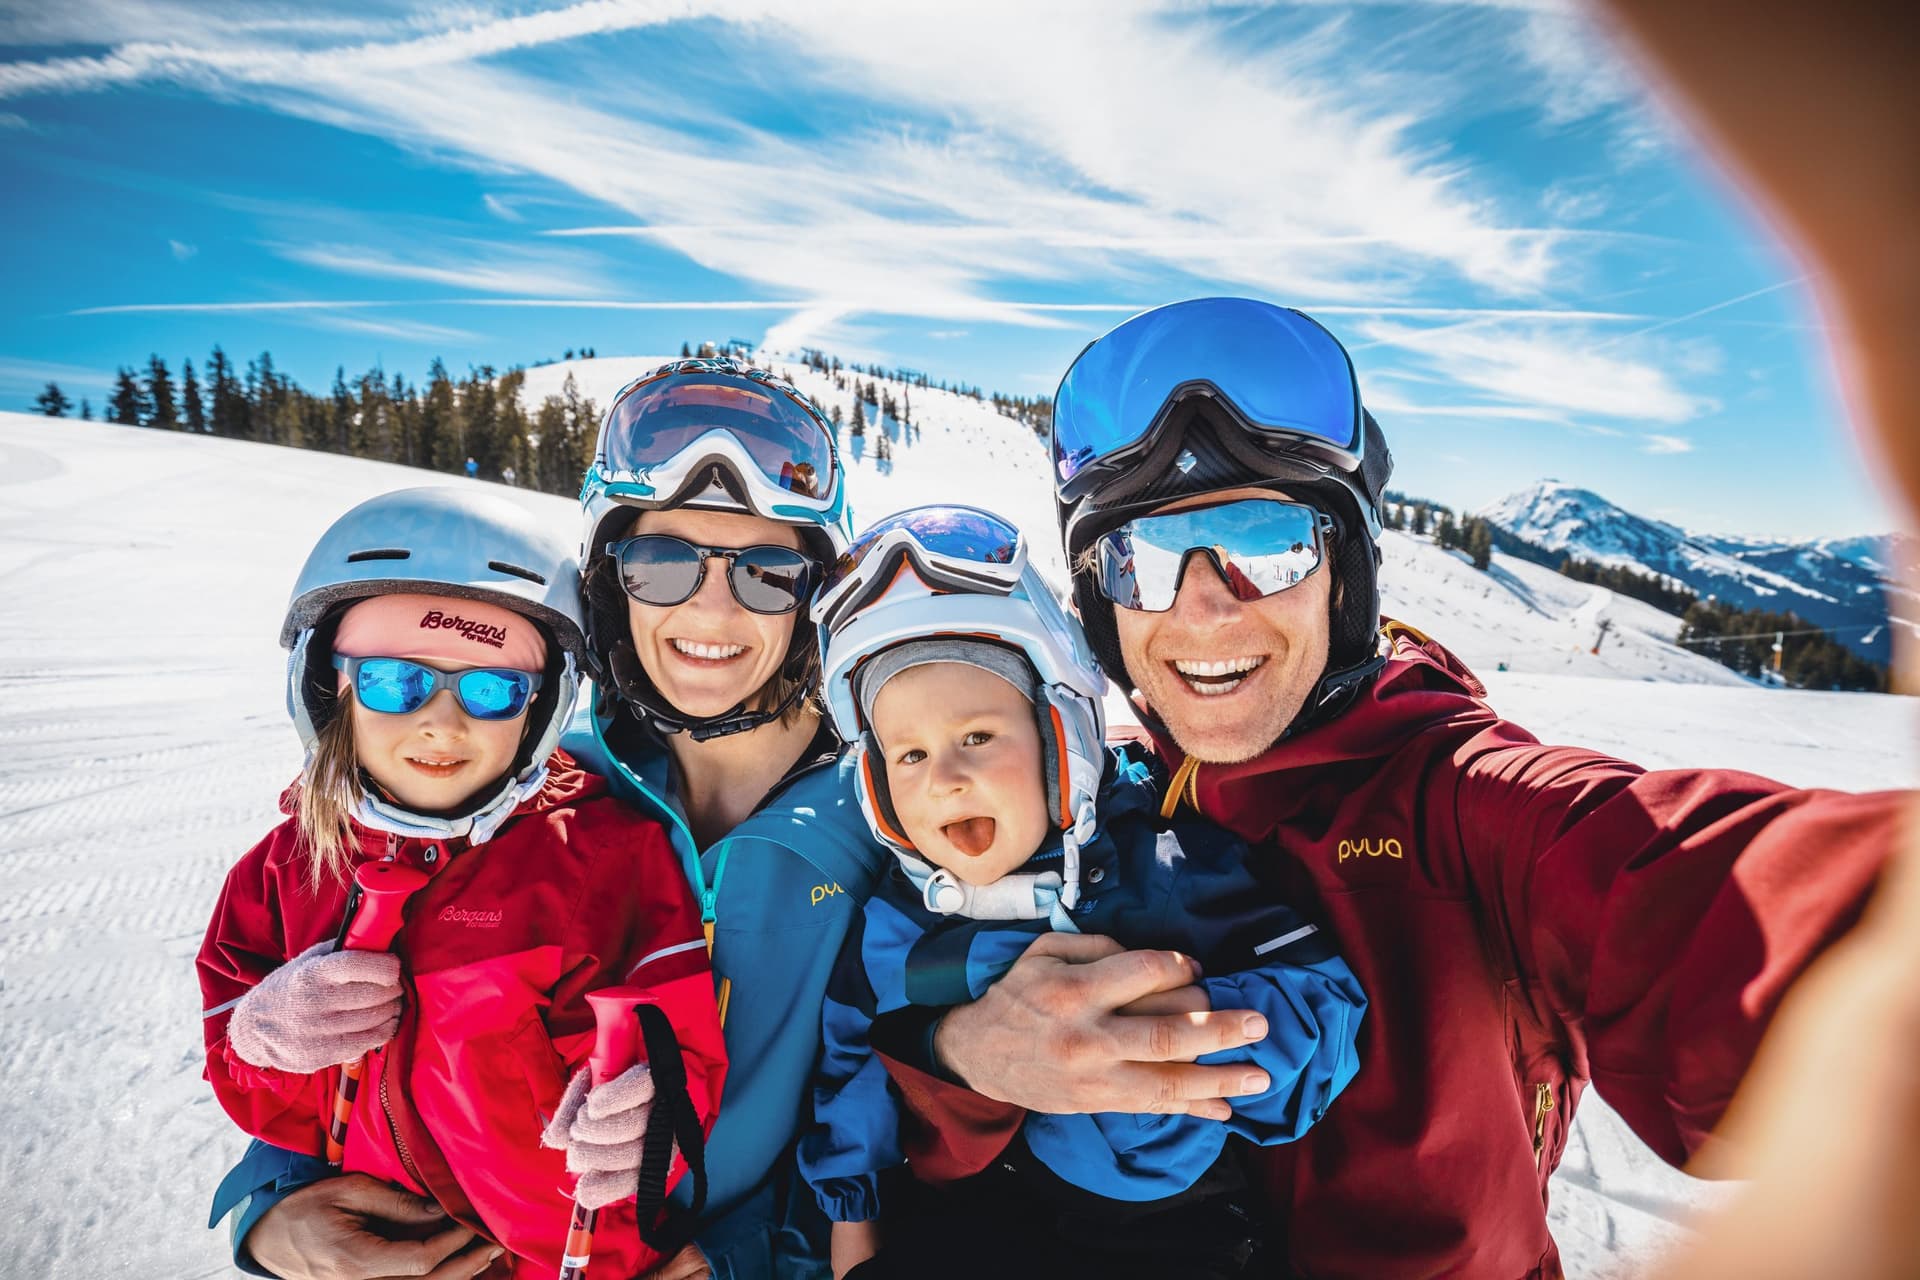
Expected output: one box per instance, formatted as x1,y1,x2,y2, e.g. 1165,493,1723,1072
1051,299,1394,739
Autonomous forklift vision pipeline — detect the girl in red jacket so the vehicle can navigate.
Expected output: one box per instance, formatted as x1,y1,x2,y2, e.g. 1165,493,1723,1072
198,486,727,1278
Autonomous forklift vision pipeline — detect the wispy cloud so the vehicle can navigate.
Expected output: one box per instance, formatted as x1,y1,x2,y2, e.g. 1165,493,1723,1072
481,193,523,223
271,240,613,297
306,313,480,343
0,0,1584,320
1357,318,1715,424
167,238,197,261
1643,434,1693,455
69,297,812,317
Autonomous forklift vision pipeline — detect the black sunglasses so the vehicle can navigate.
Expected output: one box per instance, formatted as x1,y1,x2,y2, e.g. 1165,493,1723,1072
605,535,817,616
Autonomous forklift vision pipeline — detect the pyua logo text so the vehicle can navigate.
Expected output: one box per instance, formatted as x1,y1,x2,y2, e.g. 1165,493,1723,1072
1337,837,1404,863
810,882,845,907
439,906,504,927
419,610,508,650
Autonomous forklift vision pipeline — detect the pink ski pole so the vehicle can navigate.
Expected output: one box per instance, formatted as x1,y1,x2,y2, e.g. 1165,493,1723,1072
558,987,645,1280
325,861,430,1166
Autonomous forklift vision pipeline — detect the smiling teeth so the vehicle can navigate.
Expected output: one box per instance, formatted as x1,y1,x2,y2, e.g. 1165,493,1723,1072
672,639,747,659
1173,657,1264,677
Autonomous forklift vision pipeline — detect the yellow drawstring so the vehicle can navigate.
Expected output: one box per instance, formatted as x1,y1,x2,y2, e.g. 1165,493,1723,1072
1160,755,1200,819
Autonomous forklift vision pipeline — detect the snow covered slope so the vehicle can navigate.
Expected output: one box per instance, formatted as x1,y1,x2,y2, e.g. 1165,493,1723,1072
2,411,1913,1278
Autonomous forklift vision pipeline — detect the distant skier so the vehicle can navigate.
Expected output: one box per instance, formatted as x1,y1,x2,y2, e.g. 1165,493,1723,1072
197,487,726,1276
464,455,479,480
502,464,516,487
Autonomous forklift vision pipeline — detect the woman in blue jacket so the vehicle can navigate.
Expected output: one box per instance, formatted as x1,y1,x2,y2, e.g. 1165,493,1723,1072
215,358,888,1280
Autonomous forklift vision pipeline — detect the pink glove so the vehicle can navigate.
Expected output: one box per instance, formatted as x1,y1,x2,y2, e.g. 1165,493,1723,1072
541,1064,662,1210
227,939,404,1074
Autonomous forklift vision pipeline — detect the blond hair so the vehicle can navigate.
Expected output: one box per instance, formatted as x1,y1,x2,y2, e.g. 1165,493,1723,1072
295,707,366,896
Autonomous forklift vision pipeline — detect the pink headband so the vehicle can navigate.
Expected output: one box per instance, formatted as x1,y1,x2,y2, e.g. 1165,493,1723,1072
332,593,549,676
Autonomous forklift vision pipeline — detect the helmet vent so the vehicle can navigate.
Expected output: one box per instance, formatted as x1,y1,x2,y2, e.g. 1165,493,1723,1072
345,548,410,563
488,560,547,586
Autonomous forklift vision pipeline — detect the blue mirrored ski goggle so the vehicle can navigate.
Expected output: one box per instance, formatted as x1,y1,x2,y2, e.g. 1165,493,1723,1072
1092,497,1334,613
813,505,1026,637
1051,297,1364,499
332,655,543,720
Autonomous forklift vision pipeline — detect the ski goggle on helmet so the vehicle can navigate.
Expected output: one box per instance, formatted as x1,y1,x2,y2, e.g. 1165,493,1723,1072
1092,496,1335,613
813,506,1108,882
588,359,846,531
1052,296,1381,536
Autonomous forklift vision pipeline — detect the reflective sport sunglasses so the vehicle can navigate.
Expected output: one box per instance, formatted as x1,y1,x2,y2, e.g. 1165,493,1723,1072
332,655,543,720
1092,498,1334,613
1052,297,1364,500
812,505,1026,637
606,534,817,616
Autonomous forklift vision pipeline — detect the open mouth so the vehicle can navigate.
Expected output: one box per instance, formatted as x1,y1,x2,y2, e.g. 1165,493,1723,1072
670,638,749,664
405,756,467,778
1169,656,1266,698
941,816,997,857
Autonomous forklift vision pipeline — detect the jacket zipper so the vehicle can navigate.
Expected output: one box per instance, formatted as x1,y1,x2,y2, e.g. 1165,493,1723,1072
1530,1081,1557,1166
379,1057,424,1189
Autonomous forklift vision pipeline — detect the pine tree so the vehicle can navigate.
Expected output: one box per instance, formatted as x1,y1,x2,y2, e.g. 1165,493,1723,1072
33,382,72,416
850,399,866,437
1411,503,1429,536
180,359,206,432
108,368,149,425
80,398,92,421
830,404,843,436
330,366,354,454
421,358,460,471
207,346,246,438
680,342,692,358
875,430,892,464
1469,519,1493,570
146,355,179,429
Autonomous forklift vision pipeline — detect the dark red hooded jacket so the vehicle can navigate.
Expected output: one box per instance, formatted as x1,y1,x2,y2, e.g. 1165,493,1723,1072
199,754,727,1278
881,626,1900,1278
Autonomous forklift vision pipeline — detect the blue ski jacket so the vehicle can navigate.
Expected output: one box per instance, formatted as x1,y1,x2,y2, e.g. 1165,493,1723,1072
797,744,1367,1218
214,704,889,1280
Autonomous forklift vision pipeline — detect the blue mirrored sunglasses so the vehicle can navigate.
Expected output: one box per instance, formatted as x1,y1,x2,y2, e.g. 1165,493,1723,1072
332,655,543,721
1093,498,1334,613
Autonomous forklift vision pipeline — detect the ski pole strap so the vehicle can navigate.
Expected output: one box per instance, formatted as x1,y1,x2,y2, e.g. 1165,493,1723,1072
631,1002,707,1254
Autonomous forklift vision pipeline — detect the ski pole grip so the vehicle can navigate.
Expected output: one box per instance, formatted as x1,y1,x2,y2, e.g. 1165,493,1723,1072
585,987,646,1087
343,862,430,951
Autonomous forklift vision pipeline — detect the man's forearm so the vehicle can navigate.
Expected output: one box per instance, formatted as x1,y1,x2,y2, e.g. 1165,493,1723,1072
211,1140,336,1274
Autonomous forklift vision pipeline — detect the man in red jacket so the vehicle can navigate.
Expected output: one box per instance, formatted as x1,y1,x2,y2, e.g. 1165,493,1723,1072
871,297,1901,1279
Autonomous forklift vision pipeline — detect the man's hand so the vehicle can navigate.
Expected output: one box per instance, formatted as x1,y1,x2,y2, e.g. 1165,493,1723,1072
243,1174,498,1280
638,1243,713,1280
933,933,1270,1121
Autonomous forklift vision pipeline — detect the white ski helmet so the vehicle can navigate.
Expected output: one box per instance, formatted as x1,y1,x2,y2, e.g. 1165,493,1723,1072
814,506,1108,919
283,486,586,841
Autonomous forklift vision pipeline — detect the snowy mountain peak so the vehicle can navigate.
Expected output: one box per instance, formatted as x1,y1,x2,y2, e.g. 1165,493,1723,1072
1479,481,1897,662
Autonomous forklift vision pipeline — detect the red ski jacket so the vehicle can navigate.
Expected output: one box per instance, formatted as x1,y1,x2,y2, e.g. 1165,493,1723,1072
882,626,1901,1278
199,753,727,1279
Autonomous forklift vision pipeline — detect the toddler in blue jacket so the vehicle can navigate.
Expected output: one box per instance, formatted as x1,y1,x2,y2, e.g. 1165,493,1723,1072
798,506,1366,1279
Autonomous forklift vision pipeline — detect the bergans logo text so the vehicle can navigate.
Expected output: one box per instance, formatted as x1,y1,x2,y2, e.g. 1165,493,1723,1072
439,906,504,927
1337,837,1404,863
810,882,845,907
420,610,508,650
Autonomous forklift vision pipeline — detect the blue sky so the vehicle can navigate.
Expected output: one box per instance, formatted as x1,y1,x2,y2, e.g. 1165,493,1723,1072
0,0,1892,539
